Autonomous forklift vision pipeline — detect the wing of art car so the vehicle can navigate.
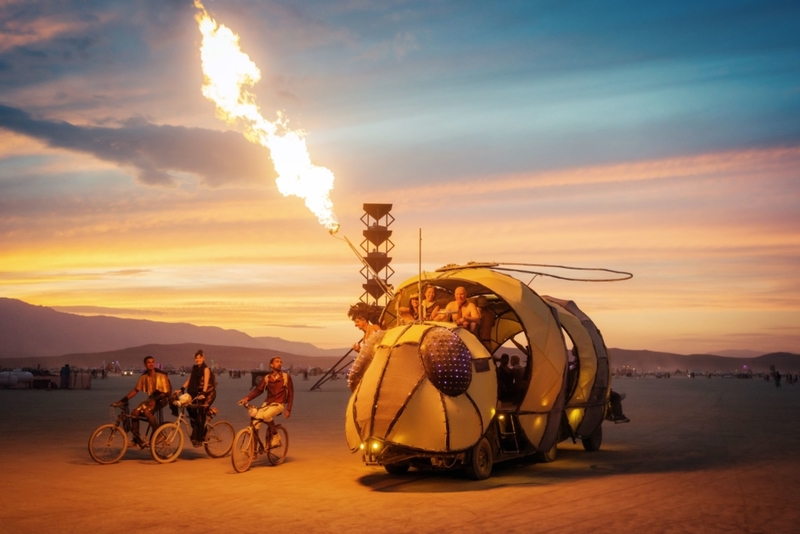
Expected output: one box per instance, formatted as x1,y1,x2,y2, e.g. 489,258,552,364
345,265,615,479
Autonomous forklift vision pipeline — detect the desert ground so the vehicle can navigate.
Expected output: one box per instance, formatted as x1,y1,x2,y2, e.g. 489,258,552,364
1,373,798,533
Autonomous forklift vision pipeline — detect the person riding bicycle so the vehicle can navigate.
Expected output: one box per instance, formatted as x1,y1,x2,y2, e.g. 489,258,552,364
237,357,293,448
176,349,217,447
114,355,172,448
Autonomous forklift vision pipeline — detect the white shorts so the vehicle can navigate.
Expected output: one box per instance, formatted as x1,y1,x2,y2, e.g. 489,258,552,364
254,403,284,422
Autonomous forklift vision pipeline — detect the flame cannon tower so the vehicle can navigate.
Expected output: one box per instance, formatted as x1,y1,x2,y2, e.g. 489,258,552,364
359,203,394,308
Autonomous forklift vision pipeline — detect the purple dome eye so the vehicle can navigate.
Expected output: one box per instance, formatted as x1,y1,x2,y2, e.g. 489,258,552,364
419,327,473,397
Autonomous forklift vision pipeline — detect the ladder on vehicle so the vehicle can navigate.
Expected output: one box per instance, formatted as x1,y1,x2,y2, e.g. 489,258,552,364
497,413,520,453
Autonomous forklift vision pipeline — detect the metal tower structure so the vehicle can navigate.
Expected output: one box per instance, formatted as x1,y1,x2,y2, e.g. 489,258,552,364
359,203,394,307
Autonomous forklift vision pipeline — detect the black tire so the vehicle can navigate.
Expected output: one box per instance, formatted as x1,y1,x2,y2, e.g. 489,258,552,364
266,426,289,466
536,440,557,463
231,428,254,473
384,463,410,475
581,425,603,452
465,437,493,480
88,424,127,465
204,421,235,458
151,423,184,463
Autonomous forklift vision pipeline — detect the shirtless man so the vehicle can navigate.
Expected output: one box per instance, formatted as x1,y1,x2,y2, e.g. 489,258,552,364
437,286,481,333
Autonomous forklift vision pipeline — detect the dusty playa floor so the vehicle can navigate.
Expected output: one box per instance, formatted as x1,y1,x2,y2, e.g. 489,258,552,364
1,374,798,533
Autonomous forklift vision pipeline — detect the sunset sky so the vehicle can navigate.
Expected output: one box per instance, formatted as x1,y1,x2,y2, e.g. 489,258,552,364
1,0,799,354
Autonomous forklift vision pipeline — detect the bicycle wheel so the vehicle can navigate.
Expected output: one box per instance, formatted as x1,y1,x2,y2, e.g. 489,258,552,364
204,421,234,458
231,427,254,473
88,424,127,464
150,423,184,464
266,426,289,466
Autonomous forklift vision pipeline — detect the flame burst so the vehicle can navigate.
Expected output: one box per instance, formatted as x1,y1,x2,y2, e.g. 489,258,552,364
194,2,339,232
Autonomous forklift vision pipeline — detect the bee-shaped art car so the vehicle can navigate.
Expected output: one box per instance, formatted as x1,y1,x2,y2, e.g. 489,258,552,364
345,263,617,479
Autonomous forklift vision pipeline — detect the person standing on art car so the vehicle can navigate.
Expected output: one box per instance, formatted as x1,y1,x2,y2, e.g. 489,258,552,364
347,302,386,391
494,353,516,403
509,354,526,403
114,356,172,448
349,302,383,353
176,349,217,447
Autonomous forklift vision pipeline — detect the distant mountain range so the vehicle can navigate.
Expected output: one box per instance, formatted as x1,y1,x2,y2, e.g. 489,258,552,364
0,343,345,373
0,298,344,359
1,297,797,373
705,349,764,358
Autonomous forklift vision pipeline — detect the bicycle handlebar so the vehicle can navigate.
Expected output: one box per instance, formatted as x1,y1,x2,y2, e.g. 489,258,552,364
172,394,208,408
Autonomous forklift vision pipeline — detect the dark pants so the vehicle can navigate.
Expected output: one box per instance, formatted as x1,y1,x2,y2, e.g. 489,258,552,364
609,390,626,419
188,390,216,441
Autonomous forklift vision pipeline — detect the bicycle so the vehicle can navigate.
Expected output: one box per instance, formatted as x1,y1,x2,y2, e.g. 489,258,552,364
231,402,289,473
150,394,234,464
88,402,163,464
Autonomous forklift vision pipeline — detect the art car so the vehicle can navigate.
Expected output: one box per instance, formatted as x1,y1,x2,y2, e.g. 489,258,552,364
345,263,614,479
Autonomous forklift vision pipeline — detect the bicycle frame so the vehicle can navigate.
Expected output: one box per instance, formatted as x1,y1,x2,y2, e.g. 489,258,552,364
231,402,288,472
240,403,273,453
173,400,219,436
150,395,233,463
88,403,160,465
110,403,159,440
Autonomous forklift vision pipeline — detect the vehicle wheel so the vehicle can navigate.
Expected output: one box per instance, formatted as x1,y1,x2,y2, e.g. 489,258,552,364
581,425,603,452
204,421,235,458
232,428,254,473
151,423,184,464
384,463,410,475
88,424,127,464
536,440,557,463
465,437,493,480
266,426,289,466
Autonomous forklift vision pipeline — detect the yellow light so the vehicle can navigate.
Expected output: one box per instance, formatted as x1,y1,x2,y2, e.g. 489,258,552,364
498,414,505,420
372,442,380,451
359,443,365,450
